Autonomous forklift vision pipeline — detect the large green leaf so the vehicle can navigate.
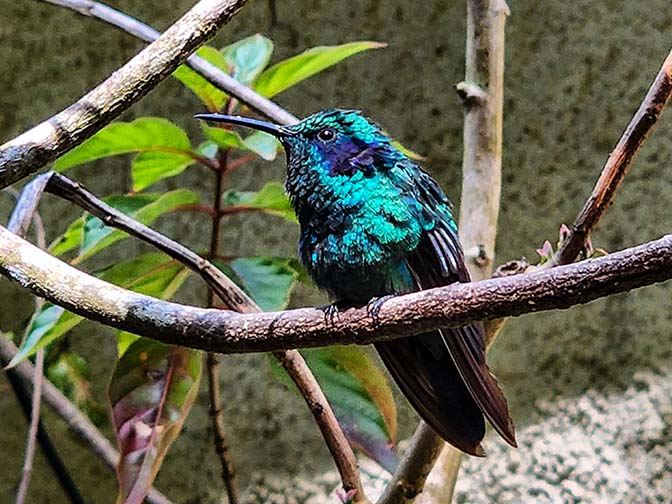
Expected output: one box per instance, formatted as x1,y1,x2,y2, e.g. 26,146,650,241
53,118,195,186
201,123,246,150
173,45,229,111
49,190,199,262
222,34,274,86
229,256,302,311
131,151,195,192
221,182,296,222
8,253,189,366
109,339,201,504
254,41,386,98
301,346,398,472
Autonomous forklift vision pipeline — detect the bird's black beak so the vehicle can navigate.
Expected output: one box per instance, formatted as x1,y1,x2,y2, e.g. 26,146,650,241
194,113,294,139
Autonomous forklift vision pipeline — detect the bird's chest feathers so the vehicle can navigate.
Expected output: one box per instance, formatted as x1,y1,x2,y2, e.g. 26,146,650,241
299,171,421,276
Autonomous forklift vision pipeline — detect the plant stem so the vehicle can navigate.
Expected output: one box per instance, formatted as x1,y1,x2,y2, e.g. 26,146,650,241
205,143,240,504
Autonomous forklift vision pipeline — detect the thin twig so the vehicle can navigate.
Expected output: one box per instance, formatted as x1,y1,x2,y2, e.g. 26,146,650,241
8,175,64,504
0,0,249,189
36,0,298,125
0,338,173,504
205,143,240,504
1,222,670,353
376,423,444,503
413,2,511,503
551,48,672,266
42,172,367,501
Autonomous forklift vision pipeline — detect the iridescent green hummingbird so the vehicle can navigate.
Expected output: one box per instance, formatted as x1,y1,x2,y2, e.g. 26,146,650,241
195,109,516,455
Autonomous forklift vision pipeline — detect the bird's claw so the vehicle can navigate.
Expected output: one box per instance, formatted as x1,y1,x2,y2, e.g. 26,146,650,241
367,294,395,325
319,303,340,326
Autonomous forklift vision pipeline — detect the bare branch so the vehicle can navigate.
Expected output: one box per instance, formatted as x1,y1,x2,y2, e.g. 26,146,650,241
0,0,249,189
36,0,298,125
552,48,672,266
376,423,444,504
0,223,669,352
44,172,366,501
0,338,173,504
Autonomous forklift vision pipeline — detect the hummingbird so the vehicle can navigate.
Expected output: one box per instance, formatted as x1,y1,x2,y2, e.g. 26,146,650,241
195,109,516,455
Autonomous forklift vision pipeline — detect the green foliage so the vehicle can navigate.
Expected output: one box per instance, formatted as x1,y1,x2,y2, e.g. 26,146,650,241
221,182,296,222
254,41,386,98
109,339,201,503
301,346,399,472
50,190,199,262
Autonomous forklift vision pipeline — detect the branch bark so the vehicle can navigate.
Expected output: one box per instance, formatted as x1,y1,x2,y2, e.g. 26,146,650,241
36,0,298,125
43,173,366,502
1,223,669,352
0,0,249,189
551,48,672,266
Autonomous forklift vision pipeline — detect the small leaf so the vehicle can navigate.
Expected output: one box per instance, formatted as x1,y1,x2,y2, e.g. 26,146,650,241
391,139,426,161
221,182,296,222
73,190,198,263
536,240,554,264
196,140,220,159
54,118,193,173
243,131,281,160
8,306,80,368
302,346,398,473
173,46,229,110
229,256,302,311
222,34,274,86
109,340,201,504
201,123,246,150
9,253,189,365
254,41,386,98
46,351,107,424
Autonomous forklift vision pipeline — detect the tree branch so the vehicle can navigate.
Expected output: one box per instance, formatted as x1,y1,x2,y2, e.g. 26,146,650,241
0,338,173,504
0,0,249,189
36,0,298,125
0,223,669,352
42,172,366,502
552,48,672,266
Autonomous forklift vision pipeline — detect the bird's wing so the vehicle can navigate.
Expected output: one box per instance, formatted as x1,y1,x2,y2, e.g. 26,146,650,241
404,168,517,447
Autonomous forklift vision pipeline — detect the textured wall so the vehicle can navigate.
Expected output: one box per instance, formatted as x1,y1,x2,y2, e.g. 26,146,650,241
1,1,670,502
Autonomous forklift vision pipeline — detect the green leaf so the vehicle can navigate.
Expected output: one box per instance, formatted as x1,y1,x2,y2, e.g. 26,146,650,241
302,346,398,472
9,253,189,365
46,351,107,425
229,256,301,311
254,41,386,98
201,123,246,150
54,118,193,175
56,190,198,263
222,34,274,86
173,46,229,110
131,151,195,192
243,131,281,160
221,182,296,222
390,139,426,161
109,340,201,504
7,306,80,368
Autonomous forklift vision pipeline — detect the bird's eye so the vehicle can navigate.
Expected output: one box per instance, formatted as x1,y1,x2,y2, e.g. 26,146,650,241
317,128,336,143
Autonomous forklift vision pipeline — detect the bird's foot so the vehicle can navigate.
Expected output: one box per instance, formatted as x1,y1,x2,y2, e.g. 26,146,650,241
366,294,395,326
318,302,341,326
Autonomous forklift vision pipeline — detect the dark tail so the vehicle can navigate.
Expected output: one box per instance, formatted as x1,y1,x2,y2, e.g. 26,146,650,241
376,326,510,456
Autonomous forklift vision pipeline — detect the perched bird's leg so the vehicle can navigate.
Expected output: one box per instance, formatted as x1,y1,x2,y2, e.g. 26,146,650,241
318,302,341,326
366,294,396,326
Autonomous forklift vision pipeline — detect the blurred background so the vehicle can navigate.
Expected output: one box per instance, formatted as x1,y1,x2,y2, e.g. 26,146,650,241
0,0,670,502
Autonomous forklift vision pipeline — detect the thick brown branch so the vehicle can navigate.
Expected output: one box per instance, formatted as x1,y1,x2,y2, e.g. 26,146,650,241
43,172,366,501
552,48,672,266
37,0,298,125
0,0,249,189
0,225,669,352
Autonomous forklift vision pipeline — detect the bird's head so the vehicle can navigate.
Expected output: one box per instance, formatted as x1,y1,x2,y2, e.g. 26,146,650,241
195,109,406,179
